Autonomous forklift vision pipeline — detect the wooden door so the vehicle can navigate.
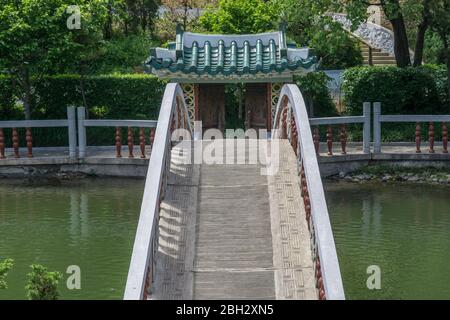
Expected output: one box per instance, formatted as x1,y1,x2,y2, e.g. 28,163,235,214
198,84,225,133
244,83,270,133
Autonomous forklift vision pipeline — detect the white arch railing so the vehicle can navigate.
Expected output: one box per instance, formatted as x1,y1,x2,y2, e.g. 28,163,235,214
124,83,192,300
273,84,345,300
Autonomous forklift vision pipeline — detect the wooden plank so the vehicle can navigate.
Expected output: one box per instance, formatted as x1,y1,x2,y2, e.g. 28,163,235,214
151,139,317,300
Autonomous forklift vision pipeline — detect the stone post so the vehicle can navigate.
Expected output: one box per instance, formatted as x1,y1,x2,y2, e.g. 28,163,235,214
373,102,381,154
363,102,371,154
67,106,77,159
77,107,87,158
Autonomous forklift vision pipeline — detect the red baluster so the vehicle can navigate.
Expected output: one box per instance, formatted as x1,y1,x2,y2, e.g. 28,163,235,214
128,127,134,158
26,128,33,158
177,106,182,129
12,128,19,158
442,122,448,154
139,128,146,159
281,108,287,139
313,127,319,155
301,176,307,196
304,195,311,226
115,127,122,158
171,113,176,135
316,258,326,300
291,113,298,154
340,124,347,155
0,128,5,159
150,128,155,151
326,125,333,156
428,122,435,154
319,288,326,300
415,122,421,153
316,259,322,280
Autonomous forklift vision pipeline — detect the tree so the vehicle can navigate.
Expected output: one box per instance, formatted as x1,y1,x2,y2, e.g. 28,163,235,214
429,0,450,107
341,0,412,67
412,0,432,66
200,0,279,34
0,259,14,290
26,264,62,300
277,0,363,69
123,0,160,35
0,0,74,119
156,0,213,41
65,1,108,110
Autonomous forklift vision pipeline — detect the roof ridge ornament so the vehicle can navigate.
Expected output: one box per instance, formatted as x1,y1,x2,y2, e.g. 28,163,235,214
146,25,318,82
279,21,287,58
176,23,184,60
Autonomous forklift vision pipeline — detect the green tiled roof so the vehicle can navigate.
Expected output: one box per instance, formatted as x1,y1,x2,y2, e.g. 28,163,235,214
146,26,317,80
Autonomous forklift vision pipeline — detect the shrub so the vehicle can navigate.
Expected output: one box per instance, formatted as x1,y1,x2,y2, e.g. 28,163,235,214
311,27,364,70
295,72,338,117
33,74,165,120
26,264,62,300
342,66,448,116
0,74,166,146
92,35,159,74
0,75,21,120
0,258,14,290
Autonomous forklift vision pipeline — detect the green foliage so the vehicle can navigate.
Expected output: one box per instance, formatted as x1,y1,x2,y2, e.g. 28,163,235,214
294,72,338,117
26,264,62,300
200,0,279,34
0,259,14,290
64,0,108,76
0,75,21,120
0,0,76,118
277,0,363,70
0,0,73,74
0,74,165,146
424,30,446,64
33,74,165,119
342,66,448,115
93,35,158,73
309,22,363,70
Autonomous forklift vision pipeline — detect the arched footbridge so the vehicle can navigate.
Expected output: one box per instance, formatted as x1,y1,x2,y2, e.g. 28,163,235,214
124,83,345,300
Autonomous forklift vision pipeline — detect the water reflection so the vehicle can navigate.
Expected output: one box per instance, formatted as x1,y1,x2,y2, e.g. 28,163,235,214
0,178,143,300
325,182,450,299
69,191,90,244
361,196,382,240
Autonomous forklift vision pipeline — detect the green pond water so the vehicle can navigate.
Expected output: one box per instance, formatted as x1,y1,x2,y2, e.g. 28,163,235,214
324,182,450,300
0,178,143,300
0,178,449,299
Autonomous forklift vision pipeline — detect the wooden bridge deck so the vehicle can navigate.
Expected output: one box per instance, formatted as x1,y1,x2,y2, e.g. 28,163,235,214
152,140,316,300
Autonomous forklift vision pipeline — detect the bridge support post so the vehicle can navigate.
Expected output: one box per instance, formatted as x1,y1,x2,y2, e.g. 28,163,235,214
373,102,381,154
67,107,77,159
77,107,87,158
363,102,371,154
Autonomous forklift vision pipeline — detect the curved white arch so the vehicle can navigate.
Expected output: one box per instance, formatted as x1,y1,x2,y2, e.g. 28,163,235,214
273,84,345,300
124,83,192,300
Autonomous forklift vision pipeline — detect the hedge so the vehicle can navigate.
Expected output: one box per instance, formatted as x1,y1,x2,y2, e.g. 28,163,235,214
0,74,166,146
342,65,450,142
342,65,449,116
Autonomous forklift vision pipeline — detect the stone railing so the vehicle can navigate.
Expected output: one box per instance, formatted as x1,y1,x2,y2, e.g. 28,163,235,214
0,107,77,159
272,84,345,300
330,12,395,55
310,103,371,155
124,83,191,300
0,107,159,160
373,103,450,154
76,108,157,159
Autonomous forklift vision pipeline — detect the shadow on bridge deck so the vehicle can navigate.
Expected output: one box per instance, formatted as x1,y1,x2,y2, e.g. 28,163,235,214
151,140,316,300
